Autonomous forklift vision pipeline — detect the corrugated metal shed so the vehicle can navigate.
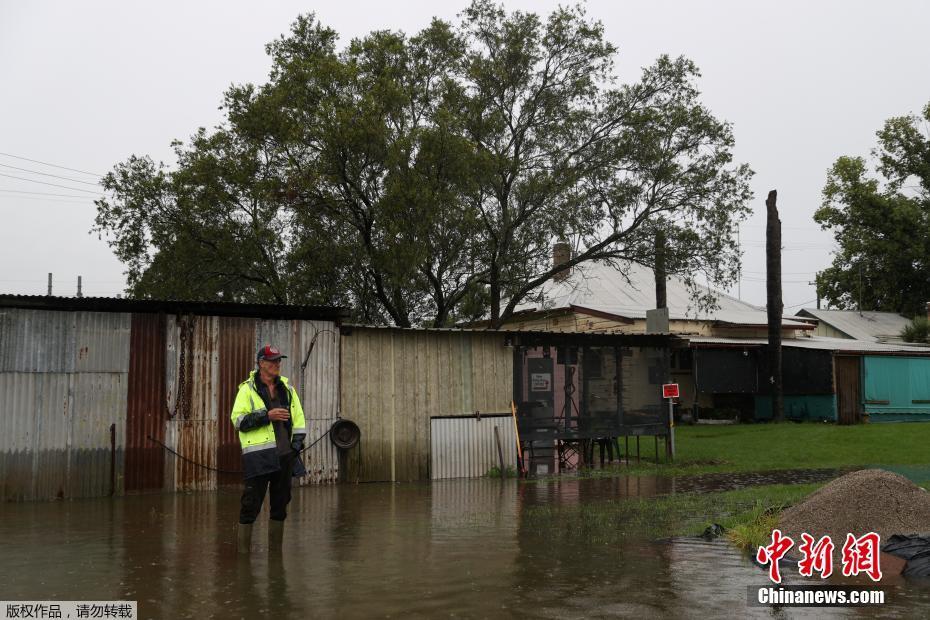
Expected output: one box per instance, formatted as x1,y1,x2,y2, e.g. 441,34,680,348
1,296,345,501
341,327,513,482
796,309,914,343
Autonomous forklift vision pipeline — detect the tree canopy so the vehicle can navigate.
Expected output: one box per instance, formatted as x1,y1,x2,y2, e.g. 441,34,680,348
815,101,930,316
95,1,752,327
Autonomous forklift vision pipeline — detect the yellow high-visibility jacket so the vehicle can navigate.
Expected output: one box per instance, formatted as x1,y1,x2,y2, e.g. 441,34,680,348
230,370,307,479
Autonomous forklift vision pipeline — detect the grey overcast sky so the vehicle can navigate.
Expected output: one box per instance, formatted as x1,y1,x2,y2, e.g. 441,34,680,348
1,0,928,310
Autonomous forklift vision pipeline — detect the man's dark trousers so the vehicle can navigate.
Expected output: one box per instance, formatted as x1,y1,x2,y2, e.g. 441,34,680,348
239,455,294,524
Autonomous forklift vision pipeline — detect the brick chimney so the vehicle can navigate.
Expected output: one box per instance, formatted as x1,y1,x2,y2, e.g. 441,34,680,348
552,242,572,282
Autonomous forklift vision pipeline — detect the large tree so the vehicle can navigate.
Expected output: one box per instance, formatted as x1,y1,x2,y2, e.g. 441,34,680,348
815,102,930,316
95,2,752,326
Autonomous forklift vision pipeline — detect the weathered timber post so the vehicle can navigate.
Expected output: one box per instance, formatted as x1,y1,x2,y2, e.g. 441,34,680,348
766,190,784,422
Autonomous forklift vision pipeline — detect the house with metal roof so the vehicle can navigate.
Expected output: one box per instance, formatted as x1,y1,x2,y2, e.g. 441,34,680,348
470,251,930,426
794,308,914,343
487,258,812,338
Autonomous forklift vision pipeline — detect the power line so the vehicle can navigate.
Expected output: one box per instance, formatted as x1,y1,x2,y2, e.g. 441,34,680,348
0,152,104,177
0,195,95,205
0,188,99,199
0,172,101,194
0,163,100,186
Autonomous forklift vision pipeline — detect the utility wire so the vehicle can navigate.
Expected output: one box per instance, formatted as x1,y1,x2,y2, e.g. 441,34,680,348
0,195,94,204
0,188,96,199
0,151,104,177
0,162,101,185
0,172,101,194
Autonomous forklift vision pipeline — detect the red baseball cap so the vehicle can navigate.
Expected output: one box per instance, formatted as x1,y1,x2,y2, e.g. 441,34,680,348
257,345,287,361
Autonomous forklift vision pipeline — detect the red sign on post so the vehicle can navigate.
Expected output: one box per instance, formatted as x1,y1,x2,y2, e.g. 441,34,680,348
662,383,680,399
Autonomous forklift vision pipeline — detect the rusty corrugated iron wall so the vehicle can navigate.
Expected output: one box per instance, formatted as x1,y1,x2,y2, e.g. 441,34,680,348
125,313,166,493
164,315,218,492
0,309,130,501
340,327,513,483
159,316,341,491
217,317,257,485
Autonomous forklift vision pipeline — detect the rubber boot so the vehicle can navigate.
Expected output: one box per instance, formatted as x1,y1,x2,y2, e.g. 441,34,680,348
237,523,253,554
269,519,284,551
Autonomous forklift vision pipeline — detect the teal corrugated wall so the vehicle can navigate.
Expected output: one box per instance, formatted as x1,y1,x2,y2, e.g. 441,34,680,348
754,395,837,421
863,356,930,421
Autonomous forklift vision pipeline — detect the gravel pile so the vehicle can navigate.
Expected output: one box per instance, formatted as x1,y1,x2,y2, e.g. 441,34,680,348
778,469,930,554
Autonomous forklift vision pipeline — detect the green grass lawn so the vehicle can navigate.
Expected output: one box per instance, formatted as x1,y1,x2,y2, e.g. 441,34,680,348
594,422,930,477
522,482,824,544
524,422,930,546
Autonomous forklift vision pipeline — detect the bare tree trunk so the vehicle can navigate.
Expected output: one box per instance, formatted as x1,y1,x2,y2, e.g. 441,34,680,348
766,190,784,423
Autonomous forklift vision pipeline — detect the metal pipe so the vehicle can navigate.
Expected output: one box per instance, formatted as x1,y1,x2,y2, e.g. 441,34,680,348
109,423,116,496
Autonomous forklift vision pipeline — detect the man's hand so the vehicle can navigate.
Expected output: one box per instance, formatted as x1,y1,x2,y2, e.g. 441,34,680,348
268,407,290,421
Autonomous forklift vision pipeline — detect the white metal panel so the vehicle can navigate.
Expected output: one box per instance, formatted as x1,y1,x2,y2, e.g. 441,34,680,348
430,416,517,480
74,312,132,373
294,320,340,484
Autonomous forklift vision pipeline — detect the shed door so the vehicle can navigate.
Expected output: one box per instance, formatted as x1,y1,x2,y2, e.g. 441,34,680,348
835,356,861,425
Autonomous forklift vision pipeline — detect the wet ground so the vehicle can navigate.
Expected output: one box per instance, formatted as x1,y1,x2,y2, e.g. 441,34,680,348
3,471,930,618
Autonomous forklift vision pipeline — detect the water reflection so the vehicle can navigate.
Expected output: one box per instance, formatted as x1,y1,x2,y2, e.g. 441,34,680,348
0,475,928,618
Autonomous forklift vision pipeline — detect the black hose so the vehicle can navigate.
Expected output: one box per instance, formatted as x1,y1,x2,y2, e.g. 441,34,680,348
146,427,332,475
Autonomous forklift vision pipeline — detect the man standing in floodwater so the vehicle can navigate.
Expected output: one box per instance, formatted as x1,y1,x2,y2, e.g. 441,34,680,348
230,345,307,553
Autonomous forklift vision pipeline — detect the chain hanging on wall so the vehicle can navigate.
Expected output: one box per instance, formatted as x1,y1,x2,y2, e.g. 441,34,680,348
166,314,195,420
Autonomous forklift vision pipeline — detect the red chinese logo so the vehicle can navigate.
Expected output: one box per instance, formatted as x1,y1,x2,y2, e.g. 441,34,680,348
759,531,883,583
841,532,882,581
757,529,795,584
798,533,834,578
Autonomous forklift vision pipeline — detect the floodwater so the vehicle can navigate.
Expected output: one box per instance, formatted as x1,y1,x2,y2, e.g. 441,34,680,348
2,473,930,619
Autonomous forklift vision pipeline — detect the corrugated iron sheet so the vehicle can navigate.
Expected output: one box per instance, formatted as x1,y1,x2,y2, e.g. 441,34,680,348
0,308,76,372
0,372,38,500
31,373,71,499
74,312,132,373
164,315,219,491
69,372,127,497
430,417,517,480
164,419,217,492
341,328,512,482
217,317,257,485
294,320,340,484
125,313,166,492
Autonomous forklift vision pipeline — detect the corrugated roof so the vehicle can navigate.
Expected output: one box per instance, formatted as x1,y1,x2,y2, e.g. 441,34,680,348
512,260,810,328
688,335,930,354
0,294,349,321
796,308,912,342
343,323,684,346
